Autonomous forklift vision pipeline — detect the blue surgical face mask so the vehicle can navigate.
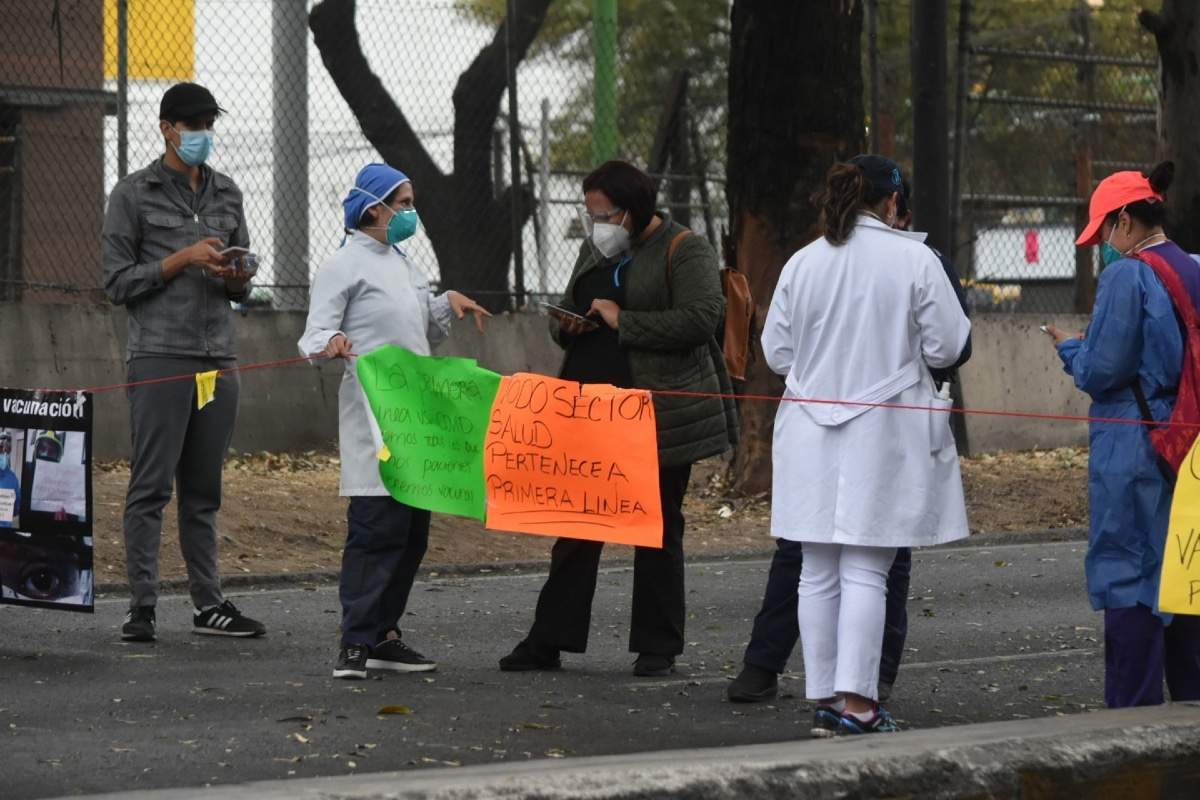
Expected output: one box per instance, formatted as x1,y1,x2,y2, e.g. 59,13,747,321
385,207,419,244
171,126,214,166
0,453,10,473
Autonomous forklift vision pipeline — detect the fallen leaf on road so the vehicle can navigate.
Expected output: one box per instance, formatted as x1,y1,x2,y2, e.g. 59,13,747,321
376,705,412,715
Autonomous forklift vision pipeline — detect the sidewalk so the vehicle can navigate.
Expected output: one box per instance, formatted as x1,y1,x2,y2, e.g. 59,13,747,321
55,704,1200,800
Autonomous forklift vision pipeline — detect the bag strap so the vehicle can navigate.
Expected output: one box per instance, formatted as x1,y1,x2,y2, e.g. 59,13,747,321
1129,249,1200,430
665,230,693,304
1132,249,1200,329
1131,381,1157,428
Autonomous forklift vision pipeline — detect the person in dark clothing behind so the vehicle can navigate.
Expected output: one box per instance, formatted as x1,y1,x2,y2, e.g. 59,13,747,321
726,177,971,704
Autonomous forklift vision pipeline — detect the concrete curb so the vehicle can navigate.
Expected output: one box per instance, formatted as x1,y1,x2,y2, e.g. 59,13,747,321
61,704,1200,800
94,526,1090,597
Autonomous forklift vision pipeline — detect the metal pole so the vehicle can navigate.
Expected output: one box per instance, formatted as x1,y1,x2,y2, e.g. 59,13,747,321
538,98,550,296
505,0,525,309
911,0,950,254
116,0,128,178
593,0,618,163
949,0,971,266
271,0,309,310
868,0,881,154
1073,1,1097,314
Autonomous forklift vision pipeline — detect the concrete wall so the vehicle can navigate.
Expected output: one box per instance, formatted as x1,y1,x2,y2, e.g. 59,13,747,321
0,303,1092,459
958,313,1092,455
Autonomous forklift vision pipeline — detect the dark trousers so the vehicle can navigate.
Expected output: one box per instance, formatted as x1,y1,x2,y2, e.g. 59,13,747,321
743,539,912,685
526,463,692,656
1104,603,1200,708
340,496,430,649
123,356,238,609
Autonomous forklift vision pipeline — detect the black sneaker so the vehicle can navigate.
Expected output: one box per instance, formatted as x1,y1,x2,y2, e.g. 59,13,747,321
334,643,369,679
192,600,266,637
727,664,778,702
121,606,156,642
499,640,561,671
633,653,676,677
366,638,437,673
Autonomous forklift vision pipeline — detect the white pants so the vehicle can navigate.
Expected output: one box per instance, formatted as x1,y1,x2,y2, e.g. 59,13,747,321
797,542,898,701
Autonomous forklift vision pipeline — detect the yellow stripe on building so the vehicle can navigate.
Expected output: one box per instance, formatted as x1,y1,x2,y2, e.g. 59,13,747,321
104,0,195,80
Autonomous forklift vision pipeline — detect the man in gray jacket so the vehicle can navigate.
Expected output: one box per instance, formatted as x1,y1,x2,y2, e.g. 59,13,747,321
101,82,264,642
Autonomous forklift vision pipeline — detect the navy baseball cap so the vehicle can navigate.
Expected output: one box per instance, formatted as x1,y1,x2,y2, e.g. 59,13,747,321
849,154,905,196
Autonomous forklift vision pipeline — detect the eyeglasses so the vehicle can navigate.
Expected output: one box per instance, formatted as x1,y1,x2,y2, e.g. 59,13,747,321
580,206,624,224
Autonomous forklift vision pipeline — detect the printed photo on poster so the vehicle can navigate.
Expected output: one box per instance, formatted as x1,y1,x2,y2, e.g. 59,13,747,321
0,531,94,609
0,428,24,528
24,429,87,523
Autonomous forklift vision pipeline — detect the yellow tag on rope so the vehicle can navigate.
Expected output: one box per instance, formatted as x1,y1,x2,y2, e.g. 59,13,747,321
195,370,218,409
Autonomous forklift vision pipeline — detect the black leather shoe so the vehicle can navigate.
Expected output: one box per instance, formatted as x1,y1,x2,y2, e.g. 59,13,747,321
633,653,676,677
499,640,561,671
727,663,778,702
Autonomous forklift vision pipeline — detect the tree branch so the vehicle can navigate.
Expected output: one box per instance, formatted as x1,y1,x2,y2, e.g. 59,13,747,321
1138,9,1171,39
451,0,555,184
309,0,441,187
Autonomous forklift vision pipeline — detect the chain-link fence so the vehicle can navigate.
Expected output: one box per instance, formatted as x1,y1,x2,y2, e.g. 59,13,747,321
0,1,1167,314
1,0,726,310
869,1,1159,315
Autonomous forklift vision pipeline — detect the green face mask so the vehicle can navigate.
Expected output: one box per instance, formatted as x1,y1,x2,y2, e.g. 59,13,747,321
386,208,419,244
1100,224,1125,267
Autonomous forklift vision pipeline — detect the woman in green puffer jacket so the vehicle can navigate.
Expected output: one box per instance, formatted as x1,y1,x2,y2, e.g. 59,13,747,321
499,160,738,677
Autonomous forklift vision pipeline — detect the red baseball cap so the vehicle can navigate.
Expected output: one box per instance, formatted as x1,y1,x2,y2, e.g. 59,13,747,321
1076,170,1163,246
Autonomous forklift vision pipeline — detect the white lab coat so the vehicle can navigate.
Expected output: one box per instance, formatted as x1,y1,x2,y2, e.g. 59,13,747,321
763,216,971,547
298,233,454,496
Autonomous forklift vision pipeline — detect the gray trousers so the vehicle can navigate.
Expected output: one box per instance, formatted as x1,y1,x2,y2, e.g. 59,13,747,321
123,356,239,609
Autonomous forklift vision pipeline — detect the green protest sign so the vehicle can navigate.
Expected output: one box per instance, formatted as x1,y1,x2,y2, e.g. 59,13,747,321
356,346,501,519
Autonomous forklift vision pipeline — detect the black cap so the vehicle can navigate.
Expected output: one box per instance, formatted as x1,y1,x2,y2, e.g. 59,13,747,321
849,154,905,196
159,83,225,122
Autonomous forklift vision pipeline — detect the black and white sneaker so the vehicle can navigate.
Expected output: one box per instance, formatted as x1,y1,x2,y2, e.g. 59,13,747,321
121,606,156,642
366,638,437,672
192,600,266,637
334,644,370,679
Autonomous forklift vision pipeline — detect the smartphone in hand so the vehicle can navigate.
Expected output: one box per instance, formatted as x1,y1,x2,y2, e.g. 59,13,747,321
542,302,599,331
219,246,250,259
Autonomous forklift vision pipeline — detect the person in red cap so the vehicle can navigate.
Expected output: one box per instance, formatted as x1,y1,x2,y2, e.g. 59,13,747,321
1044,161,1200,708
101,82,264,643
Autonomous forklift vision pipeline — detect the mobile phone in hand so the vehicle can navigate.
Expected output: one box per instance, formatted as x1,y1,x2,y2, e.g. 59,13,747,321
541,302,599,331
219,246,250,259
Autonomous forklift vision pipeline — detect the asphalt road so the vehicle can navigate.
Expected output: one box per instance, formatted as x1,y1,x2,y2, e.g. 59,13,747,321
1,539,1105,800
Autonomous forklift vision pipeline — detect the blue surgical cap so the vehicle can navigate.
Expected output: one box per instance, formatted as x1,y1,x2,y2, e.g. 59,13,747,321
342,163,410,230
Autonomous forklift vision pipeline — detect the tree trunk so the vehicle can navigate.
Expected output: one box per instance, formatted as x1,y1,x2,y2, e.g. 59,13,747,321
309,0,552,310
1140,3,1200,253
725,1,865,495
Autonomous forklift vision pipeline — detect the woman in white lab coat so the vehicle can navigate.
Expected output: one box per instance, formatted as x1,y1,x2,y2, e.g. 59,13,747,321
762,155,970,736
298,163,489,681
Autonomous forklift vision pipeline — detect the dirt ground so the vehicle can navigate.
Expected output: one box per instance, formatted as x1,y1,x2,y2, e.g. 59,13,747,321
90,446,1089,585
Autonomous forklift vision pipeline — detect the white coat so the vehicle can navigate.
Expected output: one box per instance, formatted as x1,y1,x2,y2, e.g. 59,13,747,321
763,216,972,547
298,233,454,496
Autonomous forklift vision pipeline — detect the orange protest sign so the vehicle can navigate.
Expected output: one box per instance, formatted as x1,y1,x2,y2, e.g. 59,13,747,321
483,374,662,547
